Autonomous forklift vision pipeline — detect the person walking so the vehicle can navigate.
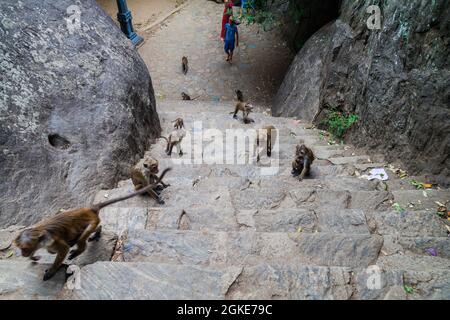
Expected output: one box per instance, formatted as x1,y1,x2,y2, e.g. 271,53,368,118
224,16,239,63
221,0,234,41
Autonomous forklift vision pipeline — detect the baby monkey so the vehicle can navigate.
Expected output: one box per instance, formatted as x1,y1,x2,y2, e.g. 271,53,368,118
182,56,188,75
172,118,185,130
14,168,172,281
292,144,315,181
131,156,170,204
231,101,254,123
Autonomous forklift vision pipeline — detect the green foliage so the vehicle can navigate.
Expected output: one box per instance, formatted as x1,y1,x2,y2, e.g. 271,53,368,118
238,0,295,31
410,179,425,189
404,285,414,294
392,203,406,214
321,111,359,139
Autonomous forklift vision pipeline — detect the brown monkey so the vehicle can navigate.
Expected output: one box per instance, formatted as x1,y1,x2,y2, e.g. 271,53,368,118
172,118,185,129
235,89,244,102
256,125,277,162
292,144,315,180
182,56,188,75
13,168,172,281
230,102,254,123
160,129,186,157
131,156,170,204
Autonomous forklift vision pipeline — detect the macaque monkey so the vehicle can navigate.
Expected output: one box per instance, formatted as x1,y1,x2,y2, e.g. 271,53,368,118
235,89,244,102
181,92,200,101
172,118,185,130
292,144,315,181
13,168,172,281
256,125,277,162
182,56,188,75
160,129,186,157
131,156,170,204
230,102,254,123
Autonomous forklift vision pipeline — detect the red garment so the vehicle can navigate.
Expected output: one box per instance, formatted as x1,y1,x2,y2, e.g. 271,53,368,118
221,2,234,39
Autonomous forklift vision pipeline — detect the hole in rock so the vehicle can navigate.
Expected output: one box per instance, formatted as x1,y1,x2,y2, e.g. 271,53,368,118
48,133,71,150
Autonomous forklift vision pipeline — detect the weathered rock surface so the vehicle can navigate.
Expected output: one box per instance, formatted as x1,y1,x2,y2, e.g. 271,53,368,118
0,261,66,299
274,0,450,182
60,262,243,300
123,229,383,268
0,0,161,227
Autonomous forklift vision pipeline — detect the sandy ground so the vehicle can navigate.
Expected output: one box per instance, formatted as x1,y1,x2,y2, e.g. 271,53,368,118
96,0,185,31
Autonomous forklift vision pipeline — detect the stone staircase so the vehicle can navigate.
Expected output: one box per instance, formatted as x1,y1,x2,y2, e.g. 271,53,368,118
1,100,449,300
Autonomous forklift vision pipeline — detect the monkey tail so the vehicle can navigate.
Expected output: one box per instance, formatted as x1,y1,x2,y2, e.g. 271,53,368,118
92,168,172,213
191,95,201,101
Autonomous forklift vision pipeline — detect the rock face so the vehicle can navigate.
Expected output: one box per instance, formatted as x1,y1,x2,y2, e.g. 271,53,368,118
273,0,450,182
0,0,161,227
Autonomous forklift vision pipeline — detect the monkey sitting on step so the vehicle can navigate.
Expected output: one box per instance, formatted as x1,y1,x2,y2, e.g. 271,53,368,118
292,144,315,181
230,101,254,123
256,125,277,162
13,168,172,281
131,156,170,204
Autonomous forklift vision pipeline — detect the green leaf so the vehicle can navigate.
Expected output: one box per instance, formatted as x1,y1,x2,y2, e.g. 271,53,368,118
393,203,406,214
404,285,414,294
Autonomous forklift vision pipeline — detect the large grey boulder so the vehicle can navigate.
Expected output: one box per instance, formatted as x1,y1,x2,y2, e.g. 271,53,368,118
0,0,161,227
273,0,450,182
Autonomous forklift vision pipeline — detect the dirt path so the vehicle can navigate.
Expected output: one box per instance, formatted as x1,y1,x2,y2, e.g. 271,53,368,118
137,0,294,107
96,0,185,31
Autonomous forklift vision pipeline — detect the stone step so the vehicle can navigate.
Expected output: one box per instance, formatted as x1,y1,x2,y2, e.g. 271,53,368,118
98,178,448,216
2,258,448,300
0,261,66,299
134,159,374,179
367,210,449,238
381,235,450,259
147,207,371,234
391,189,450,211
164,175,382,192
159,111,309,131
149,135,344,156
122,229,383,269
60,260,450,300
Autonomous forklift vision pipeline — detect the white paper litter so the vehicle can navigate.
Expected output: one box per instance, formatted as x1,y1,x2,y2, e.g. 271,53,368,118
360,168,389,181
